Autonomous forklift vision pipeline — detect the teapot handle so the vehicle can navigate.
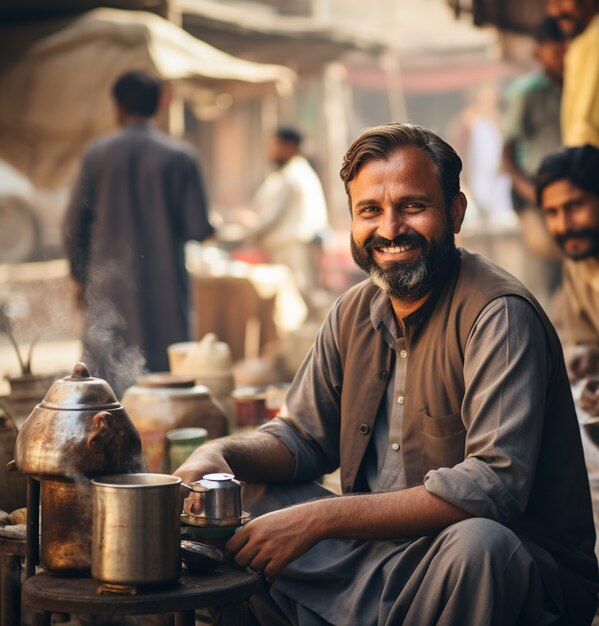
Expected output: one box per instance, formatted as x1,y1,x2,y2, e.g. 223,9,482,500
87,411,114,451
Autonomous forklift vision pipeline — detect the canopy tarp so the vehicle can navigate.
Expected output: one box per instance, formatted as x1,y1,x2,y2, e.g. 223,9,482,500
0,8,295,188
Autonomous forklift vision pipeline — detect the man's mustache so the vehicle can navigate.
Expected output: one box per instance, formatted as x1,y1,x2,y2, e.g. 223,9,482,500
555,228,599,246
364,232,426,251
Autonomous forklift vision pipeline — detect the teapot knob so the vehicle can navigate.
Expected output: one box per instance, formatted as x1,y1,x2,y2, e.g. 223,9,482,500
72,362,91,379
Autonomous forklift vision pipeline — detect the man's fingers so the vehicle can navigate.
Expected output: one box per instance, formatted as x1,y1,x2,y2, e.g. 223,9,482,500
232,540,260,568
226,527,250,554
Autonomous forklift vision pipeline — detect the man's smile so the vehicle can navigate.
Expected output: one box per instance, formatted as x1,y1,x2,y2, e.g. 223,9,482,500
377,242,417,254
372,241,421,265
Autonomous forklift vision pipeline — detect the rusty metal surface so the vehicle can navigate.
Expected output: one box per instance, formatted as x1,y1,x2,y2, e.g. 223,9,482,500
40,478,92,572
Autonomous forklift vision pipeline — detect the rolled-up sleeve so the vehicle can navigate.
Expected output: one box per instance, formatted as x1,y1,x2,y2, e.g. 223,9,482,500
424,296,550,523
259,298,345,481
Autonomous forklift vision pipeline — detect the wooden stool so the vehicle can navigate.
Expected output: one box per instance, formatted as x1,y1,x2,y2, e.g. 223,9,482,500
22,568,263,626
0,528,27,626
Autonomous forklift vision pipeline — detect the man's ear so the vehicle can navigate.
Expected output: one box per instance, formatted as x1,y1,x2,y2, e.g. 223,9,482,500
450,192,467,234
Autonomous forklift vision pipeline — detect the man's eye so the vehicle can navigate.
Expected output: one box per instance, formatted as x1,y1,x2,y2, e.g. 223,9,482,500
405,203,425,211
358,206,380,215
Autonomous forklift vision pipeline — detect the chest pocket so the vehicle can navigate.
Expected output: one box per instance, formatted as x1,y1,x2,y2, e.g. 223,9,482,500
419,409,466,471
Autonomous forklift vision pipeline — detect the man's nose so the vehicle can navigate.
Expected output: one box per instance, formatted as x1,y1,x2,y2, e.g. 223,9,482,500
377,210,407,241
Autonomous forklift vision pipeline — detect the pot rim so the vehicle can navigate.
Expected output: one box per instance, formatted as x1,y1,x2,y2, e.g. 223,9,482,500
91,473,182,488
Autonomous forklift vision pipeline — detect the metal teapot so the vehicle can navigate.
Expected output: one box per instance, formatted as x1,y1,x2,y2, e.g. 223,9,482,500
15,362,143,478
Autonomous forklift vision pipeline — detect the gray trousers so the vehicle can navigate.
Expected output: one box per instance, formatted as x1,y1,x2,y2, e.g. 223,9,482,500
243,483,573,626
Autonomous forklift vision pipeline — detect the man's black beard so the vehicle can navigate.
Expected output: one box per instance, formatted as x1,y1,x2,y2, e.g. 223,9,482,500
555,227,599,260
350,226,457,300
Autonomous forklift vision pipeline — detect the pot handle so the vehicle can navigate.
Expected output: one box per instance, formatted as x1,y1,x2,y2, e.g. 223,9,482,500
87,411,114,451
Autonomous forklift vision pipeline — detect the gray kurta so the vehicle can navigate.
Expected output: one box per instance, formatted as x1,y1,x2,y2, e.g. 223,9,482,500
256,294,589,625
64,122,214,395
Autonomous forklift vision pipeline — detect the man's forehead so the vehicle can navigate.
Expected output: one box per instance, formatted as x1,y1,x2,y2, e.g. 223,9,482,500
547,0,583,10
542,178,592,205
352,147,436,181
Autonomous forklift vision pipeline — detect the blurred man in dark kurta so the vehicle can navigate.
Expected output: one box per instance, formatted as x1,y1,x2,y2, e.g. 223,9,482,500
64,70,214,396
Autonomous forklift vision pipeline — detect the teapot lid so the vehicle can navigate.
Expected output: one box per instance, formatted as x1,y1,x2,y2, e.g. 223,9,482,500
40,362,121,411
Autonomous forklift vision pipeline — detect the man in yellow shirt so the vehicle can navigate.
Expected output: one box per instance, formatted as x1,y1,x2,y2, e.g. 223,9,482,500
547,0,599,146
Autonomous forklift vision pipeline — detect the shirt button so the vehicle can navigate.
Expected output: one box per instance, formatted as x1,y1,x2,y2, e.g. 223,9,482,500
391,442,400,451
359,423,371,435
379,370,389,381
397,396,404,405
400,349,408,358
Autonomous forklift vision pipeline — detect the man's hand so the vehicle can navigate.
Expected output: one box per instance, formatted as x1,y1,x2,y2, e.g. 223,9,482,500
226,503,323,578
171,432,295,486
225,486,471,579
567,345,599,382
173,441,232,485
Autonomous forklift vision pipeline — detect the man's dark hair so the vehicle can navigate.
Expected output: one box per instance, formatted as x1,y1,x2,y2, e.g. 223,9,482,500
111,70,162,117
534,16,565,43
276,126,303,147
536,144,599,205
340,123,462,210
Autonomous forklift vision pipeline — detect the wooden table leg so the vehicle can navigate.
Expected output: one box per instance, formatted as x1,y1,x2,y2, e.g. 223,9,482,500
174,611,196,626
1,553,21,626
220,603,250,626
26,477,40,579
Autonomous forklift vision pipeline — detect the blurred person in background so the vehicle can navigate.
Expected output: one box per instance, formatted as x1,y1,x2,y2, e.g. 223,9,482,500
177,124,598,626
547,0,599,146
64,70,214,396
537,144,599,411
220,126,329,318
446,85,513,226
501,17,565,306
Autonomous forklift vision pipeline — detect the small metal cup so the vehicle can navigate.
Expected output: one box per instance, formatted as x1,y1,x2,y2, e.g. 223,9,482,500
183,472,241,521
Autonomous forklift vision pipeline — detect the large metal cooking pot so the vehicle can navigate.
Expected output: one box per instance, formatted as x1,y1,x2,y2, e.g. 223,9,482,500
91,473,182,586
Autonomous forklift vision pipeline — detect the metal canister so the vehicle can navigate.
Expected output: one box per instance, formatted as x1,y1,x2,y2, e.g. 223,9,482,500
91,473,182,586
165,427,208,473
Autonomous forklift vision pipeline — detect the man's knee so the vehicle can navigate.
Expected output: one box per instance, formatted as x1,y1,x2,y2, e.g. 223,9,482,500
436,517,525,577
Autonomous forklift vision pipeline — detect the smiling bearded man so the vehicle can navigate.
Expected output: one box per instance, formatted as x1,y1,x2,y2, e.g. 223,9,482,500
175,123,598,626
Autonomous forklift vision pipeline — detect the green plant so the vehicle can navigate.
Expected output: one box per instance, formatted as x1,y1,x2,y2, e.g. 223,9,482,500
0,305,39,375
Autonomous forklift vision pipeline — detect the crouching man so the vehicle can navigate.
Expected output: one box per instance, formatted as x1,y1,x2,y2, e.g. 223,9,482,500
176,124,598,626
537,144,599,414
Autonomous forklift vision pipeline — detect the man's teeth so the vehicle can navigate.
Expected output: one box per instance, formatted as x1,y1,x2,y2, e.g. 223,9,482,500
379,244,414,253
